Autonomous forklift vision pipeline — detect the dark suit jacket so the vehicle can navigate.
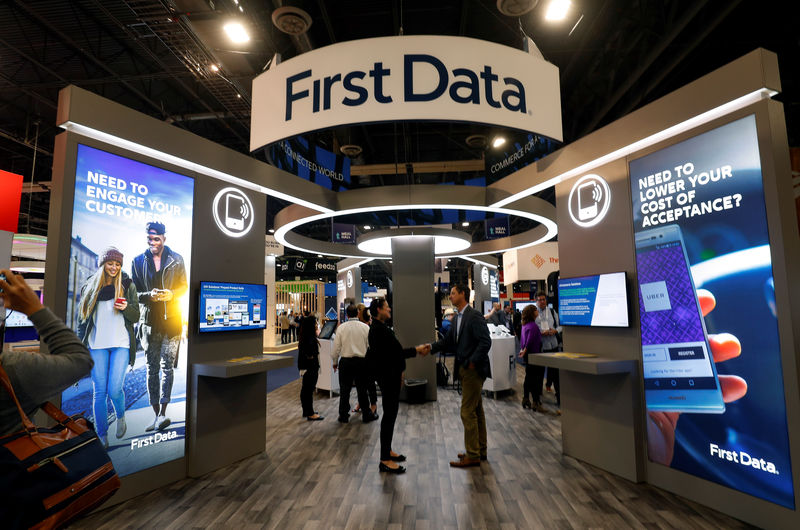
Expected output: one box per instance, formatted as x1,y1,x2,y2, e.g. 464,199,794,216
431,305,492,379
367,319,417,380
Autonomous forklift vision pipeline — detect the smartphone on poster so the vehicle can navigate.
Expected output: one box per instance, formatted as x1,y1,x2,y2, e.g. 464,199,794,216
635,224,725,413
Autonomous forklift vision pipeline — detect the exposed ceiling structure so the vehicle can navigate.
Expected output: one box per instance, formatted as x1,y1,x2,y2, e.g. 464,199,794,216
1,0,797,287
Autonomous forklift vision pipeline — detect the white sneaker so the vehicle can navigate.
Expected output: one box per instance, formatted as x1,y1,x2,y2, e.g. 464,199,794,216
156,415,171,431
115,417,127,439
145,416,158,432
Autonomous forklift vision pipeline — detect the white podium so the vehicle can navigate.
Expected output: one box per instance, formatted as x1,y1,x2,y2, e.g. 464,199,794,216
317,338,339,396
483,335,516,397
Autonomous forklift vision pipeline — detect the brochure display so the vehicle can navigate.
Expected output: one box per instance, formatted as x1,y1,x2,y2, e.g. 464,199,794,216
630,115,794,508
60,144,194,477
482,335,516,396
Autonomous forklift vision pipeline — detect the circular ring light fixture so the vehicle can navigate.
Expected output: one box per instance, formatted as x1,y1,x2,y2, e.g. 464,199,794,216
273,185,558,259
357,228,471,256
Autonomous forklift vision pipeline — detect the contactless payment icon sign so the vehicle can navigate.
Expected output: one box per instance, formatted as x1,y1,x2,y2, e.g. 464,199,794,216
568,174,611,228
213,187,254,237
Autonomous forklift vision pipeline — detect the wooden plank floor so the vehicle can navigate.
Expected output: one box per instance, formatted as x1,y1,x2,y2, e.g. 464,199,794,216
75,362,753,529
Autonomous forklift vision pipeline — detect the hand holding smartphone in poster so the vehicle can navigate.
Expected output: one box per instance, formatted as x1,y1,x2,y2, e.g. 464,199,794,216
114,297,127,311
647,288,748,465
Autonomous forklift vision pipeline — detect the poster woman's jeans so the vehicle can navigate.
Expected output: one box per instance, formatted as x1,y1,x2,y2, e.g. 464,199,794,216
89,347,128,438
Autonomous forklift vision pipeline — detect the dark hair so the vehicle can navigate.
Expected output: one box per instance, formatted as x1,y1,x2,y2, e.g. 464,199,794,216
298,316,318,349
451,283,470,302
146,221,166,235
536,291,547,299
522,304,539,324
369,297,386,318
346,304,358,318
357,303,370,324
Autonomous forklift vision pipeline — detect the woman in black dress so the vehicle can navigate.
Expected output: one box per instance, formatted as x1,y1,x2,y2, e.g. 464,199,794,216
368,298,427,473
298,315,323,421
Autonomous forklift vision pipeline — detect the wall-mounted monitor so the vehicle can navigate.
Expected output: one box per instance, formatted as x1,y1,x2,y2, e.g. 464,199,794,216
557,272,629,327
514,301,537,313
199,282,267,332
318,319,338,340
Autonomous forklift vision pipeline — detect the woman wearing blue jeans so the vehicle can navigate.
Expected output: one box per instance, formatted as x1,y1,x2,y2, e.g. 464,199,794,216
77,247,139,448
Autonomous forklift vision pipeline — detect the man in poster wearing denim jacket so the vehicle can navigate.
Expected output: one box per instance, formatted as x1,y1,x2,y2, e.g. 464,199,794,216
131,221,187,433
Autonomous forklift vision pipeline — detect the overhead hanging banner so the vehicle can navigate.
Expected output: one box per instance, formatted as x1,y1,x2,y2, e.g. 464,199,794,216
251,35,562,150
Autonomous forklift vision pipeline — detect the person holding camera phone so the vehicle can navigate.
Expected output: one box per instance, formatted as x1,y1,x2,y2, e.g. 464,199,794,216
77,248,139,448
0,269,93,436
131,221,187,433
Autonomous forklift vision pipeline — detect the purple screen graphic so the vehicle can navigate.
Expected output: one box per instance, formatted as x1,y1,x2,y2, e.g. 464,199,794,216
637,242,704,345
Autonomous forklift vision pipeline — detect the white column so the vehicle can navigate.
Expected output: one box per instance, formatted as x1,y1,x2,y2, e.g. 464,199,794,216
263,255,277,348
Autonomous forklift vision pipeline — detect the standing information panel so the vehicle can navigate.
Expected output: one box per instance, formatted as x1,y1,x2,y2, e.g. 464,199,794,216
630,115,794,508
60,144,194,478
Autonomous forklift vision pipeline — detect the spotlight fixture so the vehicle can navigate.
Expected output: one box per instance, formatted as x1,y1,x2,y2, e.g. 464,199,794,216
224,22,250,44
268,228,275,233
209,64,219,72
492,136,506,148
462,222,470,227
545,0,570,21
363,225,371,230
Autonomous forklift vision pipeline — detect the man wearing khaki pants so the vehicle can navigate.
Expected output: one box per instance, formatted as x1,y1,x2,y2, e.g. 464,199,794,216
426,284,492,467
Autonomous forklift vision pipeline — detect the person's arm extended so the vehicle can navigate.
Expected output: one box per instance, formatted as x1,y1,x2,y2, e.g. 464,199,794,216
332,325,343,365
6,308,93,407
430,324,453,354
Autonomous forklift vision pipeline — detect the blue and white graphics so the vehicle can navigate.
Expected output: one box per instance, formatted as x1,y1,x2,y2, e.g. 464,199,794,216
199,282,267,332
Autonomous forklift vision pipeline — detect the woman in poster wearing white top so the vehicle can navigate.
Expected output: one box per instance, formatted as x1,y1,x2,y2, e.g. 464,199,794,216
77,247,139,448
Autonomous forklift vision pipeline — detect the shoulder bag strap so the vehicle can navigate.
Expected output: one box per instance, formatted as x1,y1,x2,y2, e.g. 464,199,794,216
0,361,39,433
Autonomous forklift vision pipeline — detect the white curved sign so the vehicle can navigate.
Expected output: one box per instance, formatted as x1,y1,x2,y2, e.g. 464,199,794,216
251,36,562,150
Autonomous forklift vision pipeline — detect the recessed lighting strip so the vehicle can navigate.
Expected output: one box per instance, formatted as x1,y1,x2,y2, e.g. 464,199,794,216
490,88,775,208
60,121,334,215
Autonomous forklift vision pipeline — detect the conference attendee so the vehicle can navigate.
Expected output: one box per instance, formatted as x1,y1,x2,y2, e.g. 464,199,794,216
297,316,323,421
356,303,378,416
131,221,188,433
503,304,515,335
535,292,562,408
0,269,93,436
77,247,140,447
367,297,428,473
427,284,492,467
485,302,509,329
441,308,455,335
279,311,290,344
518,305,543,411
332,304,377,424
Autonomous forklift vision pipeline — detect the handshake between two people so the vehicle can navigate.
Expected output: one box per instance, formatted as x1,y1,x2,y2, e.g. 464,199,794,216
415,344,432,356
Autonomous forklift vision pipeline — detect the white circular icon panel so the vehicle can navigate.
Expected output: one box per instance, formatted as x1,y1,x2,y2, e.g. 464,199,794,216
213,187,254,238
567,174,611,228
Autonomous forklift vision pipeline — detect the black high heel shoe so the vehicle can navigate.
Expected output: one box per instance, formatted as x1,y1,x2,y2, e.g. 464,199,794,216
306,415,324,421
389,454,406,462
379,462,406,474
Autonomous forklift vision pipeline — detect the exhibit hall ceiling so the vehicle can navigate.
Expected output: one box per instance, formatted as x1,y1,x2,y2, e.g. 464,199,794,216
1,0,797,286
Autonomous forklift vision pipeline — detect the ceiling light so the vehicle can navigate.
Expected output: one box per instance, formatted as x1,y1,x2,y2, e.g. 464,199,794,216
269,228,275,233
357,228,471,256
224,22,250,44
492,136,506,148
461,222,469,227
209,64,219,72
545,0,570,21
239,5,243,12
363,225,371,230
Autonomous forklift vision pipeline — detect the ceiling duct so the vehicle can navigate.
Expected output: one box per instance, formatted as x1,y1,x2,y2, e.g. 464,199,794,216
271,6,313,35
465,134,488,149
496,0,540,17
340,144,363,157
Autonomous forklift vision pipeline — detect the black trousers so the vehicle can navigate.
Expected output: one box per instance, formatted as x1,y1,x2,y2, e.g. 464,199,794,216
281,329,288,344
523,364,546,403
377,373,401,461
300,366,319,417
543,347,560,406
338,357,371,420
367,378,378,406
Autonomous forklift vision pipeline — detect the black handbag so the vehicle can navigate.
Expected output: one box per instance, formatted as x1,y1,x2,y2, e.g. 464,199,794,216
436,352,450,387
0,363,120,529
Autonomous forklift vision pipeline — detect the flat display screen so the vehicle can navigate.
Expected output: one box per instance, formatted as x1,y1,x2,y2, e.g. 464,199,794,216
199,282,267,332
630,115,794,508
514,301,536,313
318,319,337,340
557,272,628,327
61,143,194,477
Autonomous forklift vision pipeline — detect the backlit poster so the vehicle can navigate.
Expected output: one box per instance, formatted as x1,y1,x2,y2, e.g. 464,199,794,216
61,144,194,477
630,116,794,507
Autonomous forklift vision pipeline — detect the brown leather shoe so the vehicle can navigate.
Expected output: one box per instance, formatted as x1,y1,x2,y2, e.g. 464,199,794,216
457,452,487,461
450,457,481,467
